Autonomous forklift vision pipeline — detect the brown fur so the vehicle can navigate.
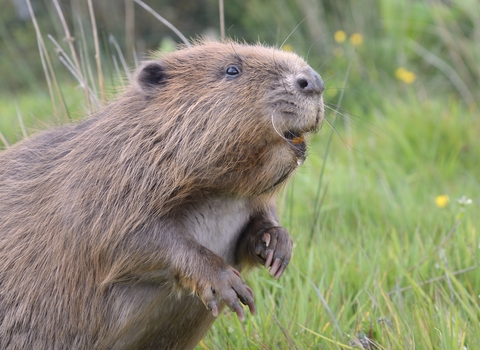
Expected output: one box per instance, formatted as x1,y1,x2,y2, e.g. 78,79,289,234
0,40,324,349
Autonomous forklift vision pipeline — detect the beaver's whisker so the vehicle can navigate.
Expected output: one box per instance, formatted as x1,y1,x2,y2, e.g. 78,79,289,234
322,117,348,147
324,104,384,139
270,110,289,143
325,103,378,125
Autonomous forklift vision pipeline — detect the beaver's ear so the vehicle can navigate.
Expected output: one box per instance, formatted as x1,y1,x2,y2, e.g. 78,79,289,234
136,61,167,94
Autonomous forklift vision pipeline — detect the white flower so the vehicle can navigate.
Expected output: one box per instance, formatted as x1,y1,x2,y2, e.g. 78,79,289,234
457,196,473,206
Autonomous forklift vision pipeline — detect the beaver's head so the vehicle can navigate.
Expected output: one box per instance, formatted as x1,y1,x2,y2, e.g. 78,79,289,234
135,40,324,196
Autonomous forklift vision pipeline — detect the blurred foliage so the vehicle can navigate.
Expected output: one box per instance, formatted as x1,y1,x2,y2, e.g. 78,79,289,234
1,0,479,113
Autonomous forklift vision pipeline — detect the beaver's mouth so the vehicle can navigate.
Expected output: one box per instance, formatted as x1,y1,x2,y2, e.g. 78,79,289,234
284,130,305,145
284,130,307,160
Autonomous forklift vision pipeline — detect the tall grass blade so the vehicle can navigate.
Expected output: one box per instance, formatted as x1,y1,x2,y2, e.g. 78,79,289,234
309,50,355,242
219,0,225,40
26,0,69,122
87,0,106,103
408,39,475,108
133,0,191,47
52,0,92,112
14,100,27,139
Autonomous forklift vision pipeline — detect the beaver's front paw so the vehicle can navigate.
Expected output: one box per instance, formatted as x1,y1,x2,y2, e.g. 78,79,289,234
254,226,293,279
197,267,255,321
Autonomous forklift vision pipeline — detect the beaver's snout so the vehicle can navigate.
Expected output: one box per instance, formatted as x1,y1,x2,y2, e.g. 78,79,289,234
295,68,324,96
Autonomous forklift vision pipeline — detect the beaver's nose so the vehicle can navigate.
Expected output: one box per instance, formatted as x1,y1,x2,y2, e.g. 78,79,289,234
295,69,324,95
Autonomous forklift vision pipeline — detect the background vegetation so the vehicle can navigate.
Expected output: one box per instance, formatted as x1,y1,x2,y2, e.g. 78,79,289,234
1,0,479,349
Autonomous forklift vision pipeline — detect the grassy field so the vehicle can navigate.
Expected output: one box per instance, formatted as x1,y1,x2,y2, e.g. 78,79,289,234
200,97,480,349
1,0,479,349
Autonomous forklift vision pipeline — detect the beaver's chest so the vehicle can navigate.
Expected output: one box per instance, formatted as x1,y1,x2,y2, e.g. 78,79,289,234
180,197,252,266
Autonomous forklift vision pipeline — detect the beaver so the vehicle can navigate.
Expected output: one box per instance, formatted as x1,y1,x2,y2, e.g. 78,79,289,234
0,40,324,349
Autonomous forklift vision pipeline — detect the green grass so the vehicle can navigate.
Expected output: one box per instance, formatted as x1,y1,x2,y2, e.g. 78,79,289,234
0,87,85,147
1,0,479,349
199,97,480,349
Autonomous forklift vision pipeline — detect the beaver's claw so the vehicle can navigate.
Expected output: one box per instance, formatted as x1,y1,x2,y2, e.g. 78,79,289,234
254,226,293,279
198,267,255,321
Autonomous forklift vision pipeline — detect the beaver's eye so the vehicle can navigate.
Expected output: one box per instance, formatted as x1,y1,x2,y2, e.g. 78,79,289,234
226,66,240,76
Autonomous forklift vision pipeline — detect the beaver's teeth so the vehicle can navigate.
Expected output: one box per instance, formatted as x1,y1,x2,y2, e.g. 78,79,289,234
292,136,304,145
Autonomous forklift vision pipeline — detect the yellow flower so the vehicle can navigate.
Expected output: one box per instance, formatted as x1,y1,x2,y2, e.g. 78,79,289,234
395,67,416,84
349,33,363,46
334,30,346,43
282,44,293,52
435,195,449,208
